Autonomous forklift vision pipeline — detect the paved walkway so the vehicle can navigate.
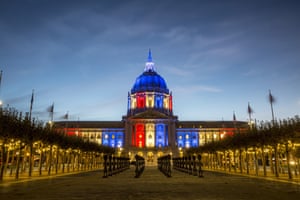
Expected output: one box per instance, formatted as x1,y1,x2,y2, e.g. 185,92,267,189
1,166,300,200
203,167,300,185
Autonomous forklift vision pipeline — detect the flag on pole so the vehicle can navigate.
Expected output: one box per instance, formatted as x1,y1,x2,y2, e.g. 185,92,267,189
47,103,54,121
47,103,54,113
63,112,68,120
247,102,254,128
269,89,275,104
29,89,34,120
233,111,236,121
30,90,34,107
268,89,276,124
247,102,253,115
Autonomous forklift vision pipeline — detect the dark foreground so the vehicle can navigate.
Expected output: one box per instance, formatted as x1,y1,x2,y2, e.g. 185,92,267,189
1,167,299,200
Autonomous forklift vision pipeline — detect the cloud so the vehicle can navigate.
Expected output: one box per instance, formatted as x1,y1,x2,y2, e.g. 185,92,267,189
174,85,222,94
163,66,192,77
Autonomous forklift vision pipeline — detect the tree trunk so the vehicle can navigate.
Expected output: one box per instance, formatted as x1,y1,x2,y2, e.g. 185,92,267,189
77,153,80,171
9,147,16,176
62,151,65,173
0,141,7,180
261,146,267,176
228,151,231,172
15,144,21,180
274,144,279,177
67,151,70,173
48,145,53,176
239,149,243,174
28,143,33,177
38,144,43,176
38,150,43,176
269,149,274,174
72,153,75,172
254,147,259,176
4,148,10,176
55,147,59,174
223,151,227,171
298,159,300,176
209,153,212,169
21,148,27,173
233,150,237,173
245,147,249,175
285,143,292,179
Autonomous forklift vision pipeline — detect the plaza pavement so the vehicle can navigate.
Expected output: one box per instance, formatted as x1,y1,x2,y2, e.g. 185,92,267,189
0,166,300,200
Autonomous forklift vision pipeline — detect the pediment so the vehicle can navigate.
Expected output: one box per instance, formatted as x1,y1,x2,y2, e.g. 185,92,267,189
131,109,169,119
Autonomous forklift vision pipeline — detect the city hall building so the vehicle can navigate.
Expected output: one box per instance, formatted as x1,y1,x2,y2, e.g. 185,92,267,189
55,50,248,165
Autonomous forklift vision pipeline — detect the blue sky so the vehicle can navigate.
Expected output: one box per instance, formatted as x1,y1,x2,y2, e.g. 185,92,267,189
0,0,299,122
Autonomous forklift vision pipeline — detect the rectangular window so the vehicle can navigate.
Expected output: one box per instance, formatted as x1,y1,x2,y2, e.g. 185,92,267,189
146,95,154,108
155,95,163,108
163,97,169,109
137,94,145,108
135,123,145,148
155,124,166,147
131,96,136,109
146,123,155,147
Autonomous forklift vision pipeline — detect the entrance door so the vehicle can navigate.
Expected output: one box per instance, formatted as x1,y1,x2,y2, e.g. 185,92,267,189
147,152,154,166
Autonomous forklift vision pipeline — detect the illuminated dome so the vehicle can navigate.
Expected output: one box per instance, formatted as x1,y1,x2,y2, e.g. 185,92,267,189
131,50,169,94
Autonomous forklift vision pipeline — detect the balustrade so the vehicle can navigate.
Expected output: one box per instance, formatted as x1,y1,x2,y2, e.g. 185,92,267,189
173,155,203,177
157,154,171,177
134,154,145,178
102,154,130,178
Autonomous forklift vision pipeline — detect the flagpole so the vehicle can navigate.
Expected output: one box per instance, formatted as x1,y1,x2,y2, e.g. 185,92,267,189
0,70,3,108
51,102,54,122
0,70,2,91
47,103,54,128
29,89,34,120
248,102,253,129
233,111,237,127
269,89,275,125
65,111,69,135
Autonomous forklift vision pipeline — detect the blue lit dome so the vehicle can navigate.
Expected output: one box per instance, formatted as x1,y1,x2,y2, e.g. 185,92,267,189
131,71,169,94
131,50,169,94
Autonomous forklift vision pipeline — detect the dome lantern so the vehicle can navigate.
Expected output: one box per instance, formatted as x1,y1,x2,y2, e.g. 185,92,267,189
131,50,169,94
144,49,155,72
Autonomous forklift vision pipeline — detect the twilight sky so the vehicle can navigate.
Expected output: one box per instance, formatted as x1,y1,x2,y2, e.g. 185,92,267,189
0,0,299,123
